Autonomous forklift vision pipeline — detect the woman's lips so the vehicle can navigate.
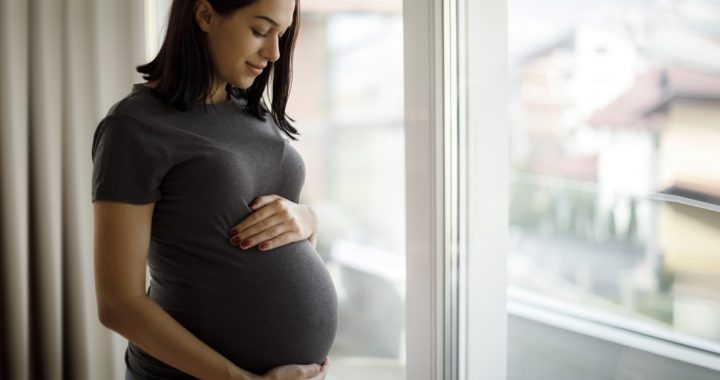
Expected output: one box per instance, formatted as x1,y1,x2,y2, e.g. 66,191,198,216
246,62,265,75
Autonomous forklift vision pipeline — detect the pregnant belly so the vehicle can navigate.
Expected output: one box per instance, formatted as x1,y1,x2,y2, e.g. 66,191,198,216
193,239,338,375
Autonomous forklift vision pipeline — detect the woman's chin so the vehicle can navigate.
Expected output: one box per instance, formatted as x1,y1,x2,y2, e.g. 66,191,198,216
232,76,256,90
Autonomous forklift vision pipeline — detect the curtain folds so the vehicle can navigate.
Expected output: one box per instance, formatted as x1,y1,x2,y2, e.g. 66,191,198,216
0,0,146,379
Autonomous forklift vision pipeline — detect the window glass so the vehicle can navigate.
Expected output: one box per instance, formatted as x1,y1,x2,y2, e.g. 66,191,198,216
289,4,406,378
508,0,720,348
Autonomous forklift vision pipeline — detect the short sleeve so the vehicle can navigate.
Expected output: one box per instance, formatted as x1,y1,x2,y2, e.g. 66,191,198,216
91,114,171,204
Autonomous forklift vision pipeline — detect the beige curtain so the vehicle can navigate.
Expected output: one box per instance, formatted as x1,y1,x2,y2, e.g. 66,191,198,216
0,0,146,379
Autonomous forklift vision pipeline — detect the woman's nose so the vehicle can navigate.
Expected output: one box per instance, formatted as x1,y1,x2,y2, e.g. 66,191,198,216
262,37,281,63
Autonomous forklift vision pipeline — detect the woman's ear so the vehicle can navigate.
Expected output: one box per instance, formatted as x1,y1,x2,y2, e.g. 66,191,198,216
194,0,214,33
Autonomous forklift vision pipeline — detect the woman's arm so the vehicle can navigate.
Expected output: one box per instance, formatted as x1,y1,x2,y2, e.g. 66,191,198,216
93,201,256,380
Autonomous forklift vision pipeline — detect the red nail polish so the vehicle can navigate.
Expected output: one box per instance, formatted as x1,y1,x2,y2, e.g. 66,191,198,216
230,229,239,237
259,243,268,250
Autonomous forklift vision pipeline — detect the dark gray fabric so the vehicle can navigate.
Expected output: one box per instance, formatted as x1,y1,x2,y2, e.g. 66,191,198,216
92,84,338,379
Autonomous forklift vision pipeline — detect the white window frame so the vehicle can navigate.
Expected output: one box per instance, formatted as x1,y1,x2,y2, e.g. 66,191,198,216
403,0,509,379
462,0,510,379
403,0,447,377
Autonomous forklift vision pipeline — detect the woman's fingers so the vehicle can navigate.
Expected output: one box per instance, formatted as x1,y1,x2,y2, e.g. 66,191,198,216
230,208,291,239
229,197,316,252
256,231,300,252
299,363,322,379
305,364,327,380
232,198,283,232
261,363,322,380
255,353,329,378
232,220,289,250
307,358,329,380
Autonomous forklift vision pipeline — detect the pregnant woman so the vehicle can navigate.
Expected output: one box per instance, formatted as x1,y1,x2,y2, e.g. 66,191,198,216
91,0,338,379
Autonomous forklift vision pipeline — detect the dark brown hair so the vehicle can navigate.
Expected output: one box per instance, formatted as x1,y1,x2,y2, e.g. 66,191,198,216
137,0,301,141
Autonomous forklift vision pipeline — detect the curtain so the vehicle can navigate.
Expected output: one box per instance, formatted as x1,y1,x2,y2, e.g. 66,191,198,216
0,0,146,379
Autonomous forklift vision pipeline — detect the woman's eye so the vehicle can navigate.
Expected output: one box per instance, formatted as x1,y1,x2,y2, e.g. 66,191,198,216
251,29,266,37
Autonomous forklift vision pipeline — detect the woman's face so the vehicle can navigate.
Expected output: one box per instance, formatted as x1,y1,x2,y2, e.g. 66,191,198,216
195,0,295,90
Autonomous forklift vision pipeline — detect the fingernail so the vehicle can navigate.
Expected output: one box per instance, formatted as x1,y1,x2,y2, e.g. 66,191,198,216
230,229,239,237
259,243,268,250
231,237,240,246
240,240,250,248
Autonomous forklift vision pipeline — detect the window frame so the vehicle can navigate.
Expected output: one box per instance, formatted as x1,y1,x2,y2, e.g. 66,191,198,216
403,0,509,379
403,0,448,377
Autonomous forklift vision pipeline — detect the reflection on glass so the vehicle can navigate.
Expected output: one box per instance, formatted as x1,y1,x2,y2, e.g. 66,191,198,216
509,0,720,347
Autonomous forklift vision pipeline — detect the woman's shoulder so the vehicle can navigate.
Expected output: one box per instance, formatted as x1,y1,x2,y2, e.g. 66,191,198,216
93,84,176,145
104,83,163,120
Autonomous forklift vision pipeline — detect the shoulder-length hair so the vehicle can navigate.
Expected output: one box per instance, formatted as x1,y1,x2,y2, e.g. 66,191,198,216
137,0,301,141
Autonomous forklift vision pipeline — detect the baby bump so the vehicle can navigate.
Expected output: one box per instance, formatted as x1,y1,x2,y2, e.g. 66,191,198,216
198,239,338,375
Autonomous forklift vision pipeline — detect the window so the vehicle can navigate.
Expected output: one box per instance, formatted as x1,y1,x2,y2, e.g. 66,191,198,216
505,0,720,377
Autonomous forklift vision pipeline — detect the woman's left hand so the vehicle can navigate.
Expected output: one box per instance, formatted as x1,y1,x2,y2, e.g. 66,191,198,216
229,194,318,251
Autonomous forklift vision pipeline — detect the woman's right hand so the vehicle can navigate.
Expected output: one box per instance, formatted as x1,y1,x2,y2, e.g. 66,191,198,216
260,357,329,380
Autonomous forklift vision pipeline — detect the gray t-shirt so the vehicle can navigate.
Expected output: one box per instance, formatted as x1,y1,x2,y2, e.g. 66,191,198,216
91,84,338,379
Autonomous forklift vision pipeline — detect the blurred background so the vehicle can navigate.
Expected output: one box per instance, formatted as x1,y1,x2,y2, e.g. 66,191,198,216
506,0,720,378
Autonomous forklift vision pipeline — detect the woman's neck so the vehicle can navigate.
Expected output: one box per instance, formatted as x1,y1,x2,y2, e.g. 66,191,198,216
206,80,228,104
